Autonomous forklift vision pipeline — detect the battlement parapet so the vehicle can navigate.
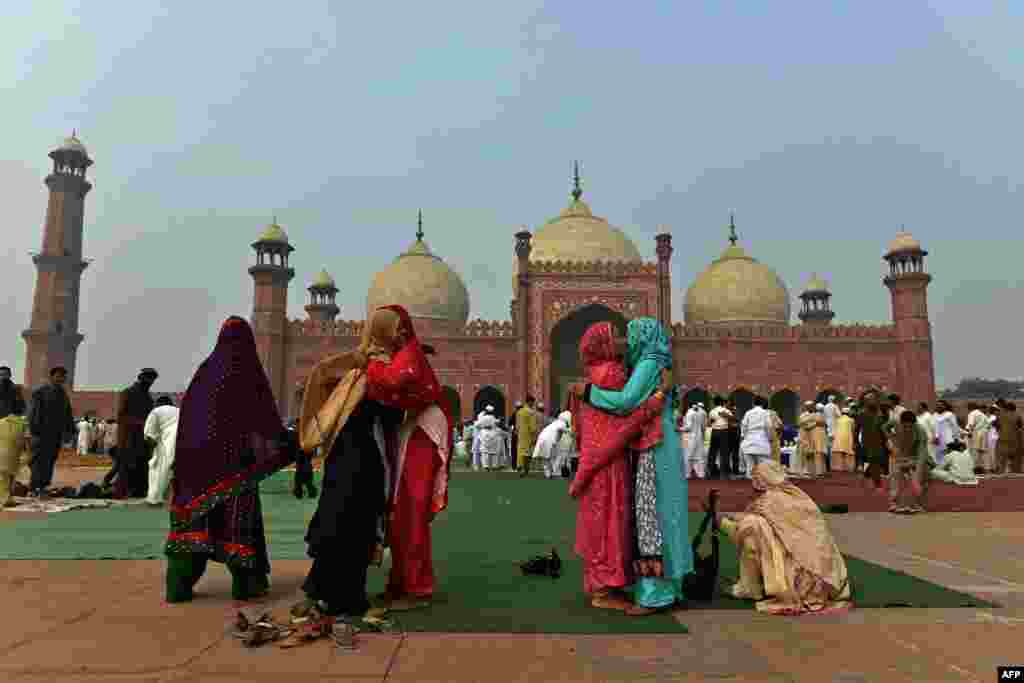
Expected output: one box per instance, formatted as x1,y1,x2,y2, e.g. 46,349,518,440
670,323,897,339
529,260,659,276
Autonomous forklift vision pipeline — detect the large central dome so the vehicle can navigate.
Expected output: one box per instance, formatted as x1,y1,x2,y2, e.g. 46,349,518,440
514,180,642,289
684,227,791,326
366,221,470,335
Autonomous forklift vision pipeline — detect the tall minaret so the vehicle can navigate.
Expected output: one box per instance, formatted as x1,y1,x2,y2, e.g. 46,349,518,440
249,218,295,411
883,228,935,402
22,133,93,390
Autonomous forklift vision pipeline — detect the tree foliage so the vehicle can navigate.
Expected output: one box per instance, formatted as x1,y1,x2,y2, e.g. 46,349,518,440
940,377,1024,399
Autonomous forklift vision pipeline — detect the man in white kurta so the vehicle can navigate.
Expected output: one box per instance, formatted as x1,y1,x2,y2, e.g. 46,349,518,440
740,398,774,478
532,412,571,479
682,403,707,479
966,403,992,472
933,403,958,466
823,396,840,470
77,418,93,456
916,403,938,465
144,397,179,505
474,406,504,470
930,441,978,486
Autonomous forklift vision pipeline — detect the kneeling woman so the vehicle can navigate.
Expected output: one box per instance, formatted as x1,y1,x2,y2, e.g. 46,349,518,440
720,461,852,615
165,317,299,603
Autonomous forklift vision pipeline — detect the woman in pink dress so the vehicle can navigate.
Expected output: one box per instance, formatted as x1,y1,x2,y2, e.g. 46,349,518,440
569,322,666,611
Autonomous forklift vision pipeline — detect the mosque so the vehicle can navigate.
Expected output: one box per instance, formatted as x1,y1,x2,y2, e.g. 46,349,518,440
23,138,935,426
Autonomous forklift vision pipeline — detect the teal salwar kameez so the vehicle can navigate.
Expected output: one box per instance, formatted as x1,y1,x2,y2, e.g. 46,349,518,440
588,319,692,608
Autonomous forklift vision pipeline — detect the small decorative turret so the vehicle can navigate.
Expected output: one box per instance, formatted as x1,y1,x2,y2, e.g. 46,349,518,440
251,216,294,268
798,273,835,326
306,268,339,322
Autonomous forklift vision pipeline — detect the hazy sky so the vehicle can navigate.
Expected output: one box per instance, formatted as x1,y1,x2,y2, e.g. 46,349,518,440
3,2,1022,391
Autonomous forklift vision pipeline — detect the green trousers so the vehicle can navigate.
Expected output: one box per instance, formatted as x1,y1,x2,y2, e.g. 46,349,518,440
165,555,269,603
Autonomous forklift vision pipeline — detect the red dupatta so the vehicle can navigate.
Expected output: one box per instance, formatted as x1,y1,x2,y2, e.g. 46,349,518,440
366,305,454,512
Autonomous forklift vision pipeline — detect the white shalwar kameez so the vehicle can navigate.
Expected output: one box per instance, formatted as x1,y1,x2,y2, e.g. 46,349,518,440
934,410,958,466
739,406,773,478
987,415,999,467
77,419,93,456
967,408,991,471
533,413,570,479
930,446,979,486
144,405,179,504
473,412,504,470
917,411,938,464
682,406,707,479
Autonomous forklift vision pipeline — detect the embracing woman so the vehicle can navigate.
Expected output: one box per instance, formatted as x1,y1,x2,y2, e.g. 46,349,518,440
572,318,692,615
568,321,668,612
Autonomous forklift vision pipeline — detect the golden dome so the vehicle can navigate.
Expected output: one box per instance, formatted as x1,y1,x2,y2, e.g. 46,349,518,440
513,192,642,289
58,133,88,156
367,236,470,331
886,230,921,254
257,221,289,244
684,241,791,326
311,269,335,289
803,273,829,293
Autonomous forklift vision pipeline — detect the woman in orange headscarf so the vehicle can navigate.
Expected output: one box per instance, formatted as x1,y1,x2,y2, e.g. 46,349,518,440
365,305,453,612
293,307,406,628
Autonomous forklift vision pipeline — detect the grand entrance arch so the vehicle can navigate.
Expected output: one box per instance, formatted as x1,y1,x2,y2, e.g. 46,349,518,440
548,304,628,413
473,385,506,421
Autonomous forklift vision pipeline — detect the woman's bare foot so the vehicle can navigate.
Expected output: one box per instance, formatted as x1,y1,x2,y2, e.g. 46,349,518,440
624,604,671,616
591,595,630,611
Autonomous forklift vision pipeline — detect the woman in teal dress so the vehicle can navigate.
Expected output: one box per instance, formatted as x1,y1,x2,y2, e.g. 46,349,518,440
581,318,691,615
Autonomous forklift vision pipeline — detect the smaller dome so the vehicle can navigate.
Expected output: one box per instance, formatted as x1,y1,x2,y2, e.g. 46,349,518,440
803,273,829,293
311,269,335,289
58,134,88,156
887,230,921,254
258,221,289,244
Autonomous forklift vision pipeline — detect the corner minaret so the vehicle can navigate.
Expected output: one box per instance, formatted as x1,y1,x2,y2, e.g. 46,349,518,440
798,274,834,326
305,269,339,322
883,228,935,402
22,133,93,390
249,218,295,411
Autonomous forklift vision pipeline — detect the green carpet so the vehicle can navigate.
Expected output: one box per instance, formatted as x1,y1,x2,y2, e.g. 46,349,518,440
0,471,996,633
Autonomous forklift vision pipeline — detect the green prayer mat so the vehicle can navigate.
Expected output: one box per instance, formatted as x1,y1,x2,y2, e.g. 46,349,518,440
0,471,996,633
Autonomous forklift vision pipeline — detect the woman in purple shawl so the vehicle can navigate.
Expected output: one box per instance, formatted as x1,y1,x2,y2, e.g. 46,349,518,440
164,317,297,603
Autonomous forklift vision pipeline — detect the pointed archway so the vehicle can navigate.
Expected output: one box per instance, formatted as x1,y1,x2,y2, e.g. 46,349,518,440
729,388,755,421
443,386,461,423
815,388,845,406
683,386,708,412
548,304,628,413
473,386,506,421
770,388,800,426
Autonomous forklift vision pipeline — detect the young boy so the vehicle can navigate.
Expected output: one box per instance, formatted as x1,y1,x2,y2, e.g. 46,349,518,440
889,410,933,513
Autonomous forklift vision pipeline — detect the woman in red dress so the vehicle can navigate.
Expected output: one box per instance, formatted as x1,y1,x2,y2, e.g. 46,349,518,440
569,322,667,610
365,305,453,611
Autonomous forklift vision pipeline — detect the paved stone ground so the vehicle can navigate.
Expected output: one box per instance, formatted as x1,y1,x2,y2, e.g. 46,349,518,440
2,467,1022,682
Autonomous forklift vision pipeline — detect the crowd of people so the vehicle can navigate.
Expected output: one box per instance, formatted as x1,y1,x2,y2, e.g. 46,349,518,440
4,314,1022,640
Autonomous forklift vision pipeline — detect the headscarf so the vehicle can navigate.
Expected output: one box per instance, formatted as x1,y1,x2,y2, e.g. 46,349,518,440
558,410,572,428
625,318,673,371
743,461,847,589
172,317,284,507
299,306,398,454
573,322,626,451
379,304,445,413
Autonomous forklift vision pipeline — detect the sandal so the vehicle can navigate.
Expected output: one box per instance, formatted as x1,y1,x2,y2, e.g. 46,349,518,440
277,615,335,649
331,622,358,650
387,597,431,612
591,595,630,611
234,620,292,648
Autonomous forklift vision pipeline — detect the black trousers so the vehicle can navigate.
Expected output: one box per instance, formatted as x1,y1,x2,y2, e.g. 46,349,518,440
707,430,731,478
30,438,61,491
102,447,119,487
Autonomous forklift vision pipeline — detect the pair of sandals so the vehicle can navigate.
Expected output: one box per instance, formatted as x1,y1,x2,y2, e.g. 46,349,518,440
888,505,925,514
